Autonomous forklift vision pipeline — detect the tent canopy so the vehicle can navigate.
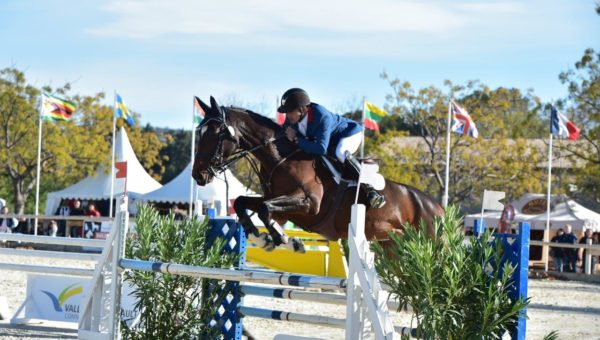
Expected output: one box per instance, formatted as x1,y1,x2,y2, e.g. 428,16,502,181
464,193,600,232
139,163,255,216
44,127,162,215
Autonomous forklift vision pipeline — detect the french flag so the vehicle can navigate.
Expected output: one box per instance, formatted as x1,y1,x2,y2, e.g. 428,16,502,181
551,107,580,141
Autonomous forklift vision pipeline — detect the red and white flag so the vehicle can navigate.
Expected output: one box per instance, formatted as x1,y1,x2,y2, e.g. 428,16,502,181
551,107,580,140
115,161,128,179
450,101,478,138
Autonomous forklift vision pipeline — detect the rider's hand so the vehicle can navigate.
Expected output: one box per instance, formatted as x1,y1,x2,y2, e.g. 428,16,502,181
285,127,297,143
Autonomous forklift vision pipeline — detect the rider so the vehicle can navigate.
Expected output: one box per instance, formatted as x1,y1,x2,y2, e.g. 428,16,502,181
278,88,386,208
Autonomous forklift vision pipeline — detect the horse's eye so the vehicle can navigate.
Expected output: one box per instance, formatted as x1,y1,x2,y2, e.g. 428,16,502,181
200,125,208,136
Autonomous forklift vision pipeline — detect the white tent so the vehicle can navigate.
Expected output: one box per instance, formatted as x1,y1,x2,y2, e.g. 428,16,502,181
465,193,600,232
44,127,162,215
139,163,255,216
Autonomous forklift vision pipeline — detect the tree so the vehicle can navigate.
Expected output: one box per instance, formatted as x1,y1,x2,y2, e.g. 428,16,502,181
379,75,544,209
0,68,111,213
557,7,600,205
0,67,166,213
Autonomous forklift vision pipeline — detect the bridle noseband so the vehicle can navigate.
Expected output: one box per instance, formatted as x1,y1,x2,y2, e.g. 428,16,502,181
195,117,236,177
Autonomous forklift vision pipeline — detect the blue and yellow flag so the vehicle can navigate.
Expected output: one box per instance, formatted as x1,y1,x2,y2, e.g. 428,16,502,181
115,94,135,126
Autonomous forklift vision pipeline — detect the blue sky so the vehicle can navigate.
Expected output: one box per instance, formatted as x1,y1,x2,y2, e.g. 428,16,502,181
1,0,599,129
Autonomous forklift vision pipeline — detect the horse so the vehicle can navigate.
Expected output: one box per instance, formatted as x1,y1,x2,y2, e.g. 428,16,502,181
192,96,444,252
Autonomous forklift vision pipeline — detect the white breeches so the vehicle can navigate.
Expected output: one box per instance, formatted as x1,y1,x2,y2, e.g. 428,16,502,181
335,132,362,162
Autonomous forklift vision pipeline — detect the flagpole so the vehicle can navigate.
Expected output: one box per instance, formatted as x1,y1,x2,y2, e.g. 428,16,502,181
443,100,452,208
34,94,44,235
544,132,553,272
109,91,117,218
189,96,196,217
360,100,365,158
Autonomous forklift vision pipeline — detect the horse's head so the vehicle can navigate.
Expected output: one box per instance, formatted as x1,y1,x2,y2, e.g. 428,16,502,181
192,96,239,186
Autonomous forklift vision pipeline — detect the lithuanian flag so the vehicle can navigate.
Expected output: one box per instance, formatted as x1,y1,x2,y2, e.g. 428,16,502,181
363,101,387,132
41,93,76,121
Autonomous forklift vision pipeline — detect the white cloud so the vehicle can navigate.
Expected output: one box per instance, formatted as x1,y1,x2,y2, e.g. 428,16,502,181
85,0,538,58
455,2,523,14
89,0,480,38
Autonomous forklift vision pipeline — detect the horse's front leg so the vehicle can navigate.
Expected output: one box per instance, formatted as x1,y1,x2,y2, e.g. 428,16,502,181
259,194,317,252
233,195,304,253
233,195,265,238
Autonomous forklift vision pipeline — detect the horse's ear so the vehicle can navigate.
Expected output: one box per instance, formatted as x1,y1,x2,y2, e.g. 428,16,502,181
195,96,211,116
210,96,219,110
210,96,226,120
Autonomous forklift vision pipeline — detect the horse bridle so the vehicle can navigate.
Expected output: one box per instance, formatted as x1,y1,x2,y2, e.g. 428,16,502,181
194,109,286,179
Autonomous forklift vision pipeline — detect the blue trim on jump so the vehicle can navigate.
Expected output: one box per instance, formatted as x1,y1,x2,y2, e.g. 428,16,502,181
151,262,163,273
271,310,284,321
287,275,301,286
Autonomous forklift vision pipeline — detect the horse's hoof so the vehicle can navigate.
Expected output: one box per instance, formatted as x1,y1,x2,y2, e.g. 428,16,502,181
264,240,276,252
290,237,306,254
258,232,275,252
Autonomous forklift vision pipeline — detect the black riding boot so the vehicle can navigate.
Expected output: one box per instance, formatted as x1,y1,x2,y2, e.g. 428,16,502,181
344,155,386,208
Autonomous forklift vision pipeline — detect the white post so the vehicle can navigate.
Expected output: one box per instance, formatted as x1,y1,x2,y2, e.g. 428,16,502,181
346,204,368,339
544,133,553,272
109,92,118,218
443,100,452,208
360,101,365,158
109,195,129,339
345,203,398,340
189,96,197,217
34,95,44,235
585,238,592,275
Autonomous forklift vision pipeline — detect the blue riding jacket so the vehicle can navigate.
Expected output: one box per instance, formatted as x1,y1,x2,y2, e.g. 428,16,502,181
289,103,362,156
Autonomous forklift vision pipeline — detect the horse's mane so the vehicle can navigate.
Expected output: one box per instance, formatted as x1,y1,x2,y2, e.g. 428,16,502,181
226,106,282,133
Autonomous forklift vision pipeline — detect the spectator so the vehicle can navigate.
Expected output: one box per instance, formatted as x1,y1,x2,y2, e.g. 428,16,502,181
171,204,186,221
86,203,101,218
84,202,101,239
68,200,85,237
0,206,17,232
14,218,28,234
48,220,58,237
70,200,84,216
559,224,578,273
578,228,597,275
550,228,565,272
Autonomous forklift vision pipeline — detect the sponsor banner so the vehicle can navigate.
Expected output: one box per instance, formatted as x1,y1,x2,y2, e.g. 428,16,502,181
25,275,138,324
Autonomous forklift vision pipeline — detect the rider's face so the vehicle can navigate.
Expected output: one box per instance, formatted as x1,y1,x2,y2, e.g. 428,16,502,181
285,109,302,124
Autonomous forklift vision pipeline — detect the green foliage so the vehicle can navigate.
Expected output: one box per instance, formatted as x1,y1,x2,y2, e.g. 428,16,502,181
373,206,528,339
375,75,545,208
122,204,238,339
158,129,192,183
559,47,600,205
366,130,428,188
0,67,166,213
543,330,560,340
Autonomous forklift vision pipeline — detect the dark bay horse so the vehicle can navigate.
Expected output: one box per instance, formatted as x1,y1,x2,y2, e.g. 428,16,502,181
192,97,443,252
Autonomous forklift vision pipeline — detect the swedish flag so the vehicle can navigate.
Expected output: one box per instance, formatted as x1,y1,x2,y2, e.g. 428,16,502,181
115,94,135,126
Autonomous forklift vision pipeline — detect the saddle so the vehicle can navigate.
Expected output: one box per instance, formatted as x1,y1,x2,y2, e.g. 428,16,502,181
319,155,378,186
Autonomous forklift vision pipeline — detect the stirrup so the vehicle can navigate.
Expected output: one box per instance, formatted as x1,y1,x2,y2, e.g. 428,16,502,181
368,190,386,208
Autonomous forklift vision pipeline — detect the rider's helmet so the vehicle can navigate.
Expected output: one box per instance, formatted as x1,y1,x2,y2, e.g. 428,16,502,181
277,88,310,113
